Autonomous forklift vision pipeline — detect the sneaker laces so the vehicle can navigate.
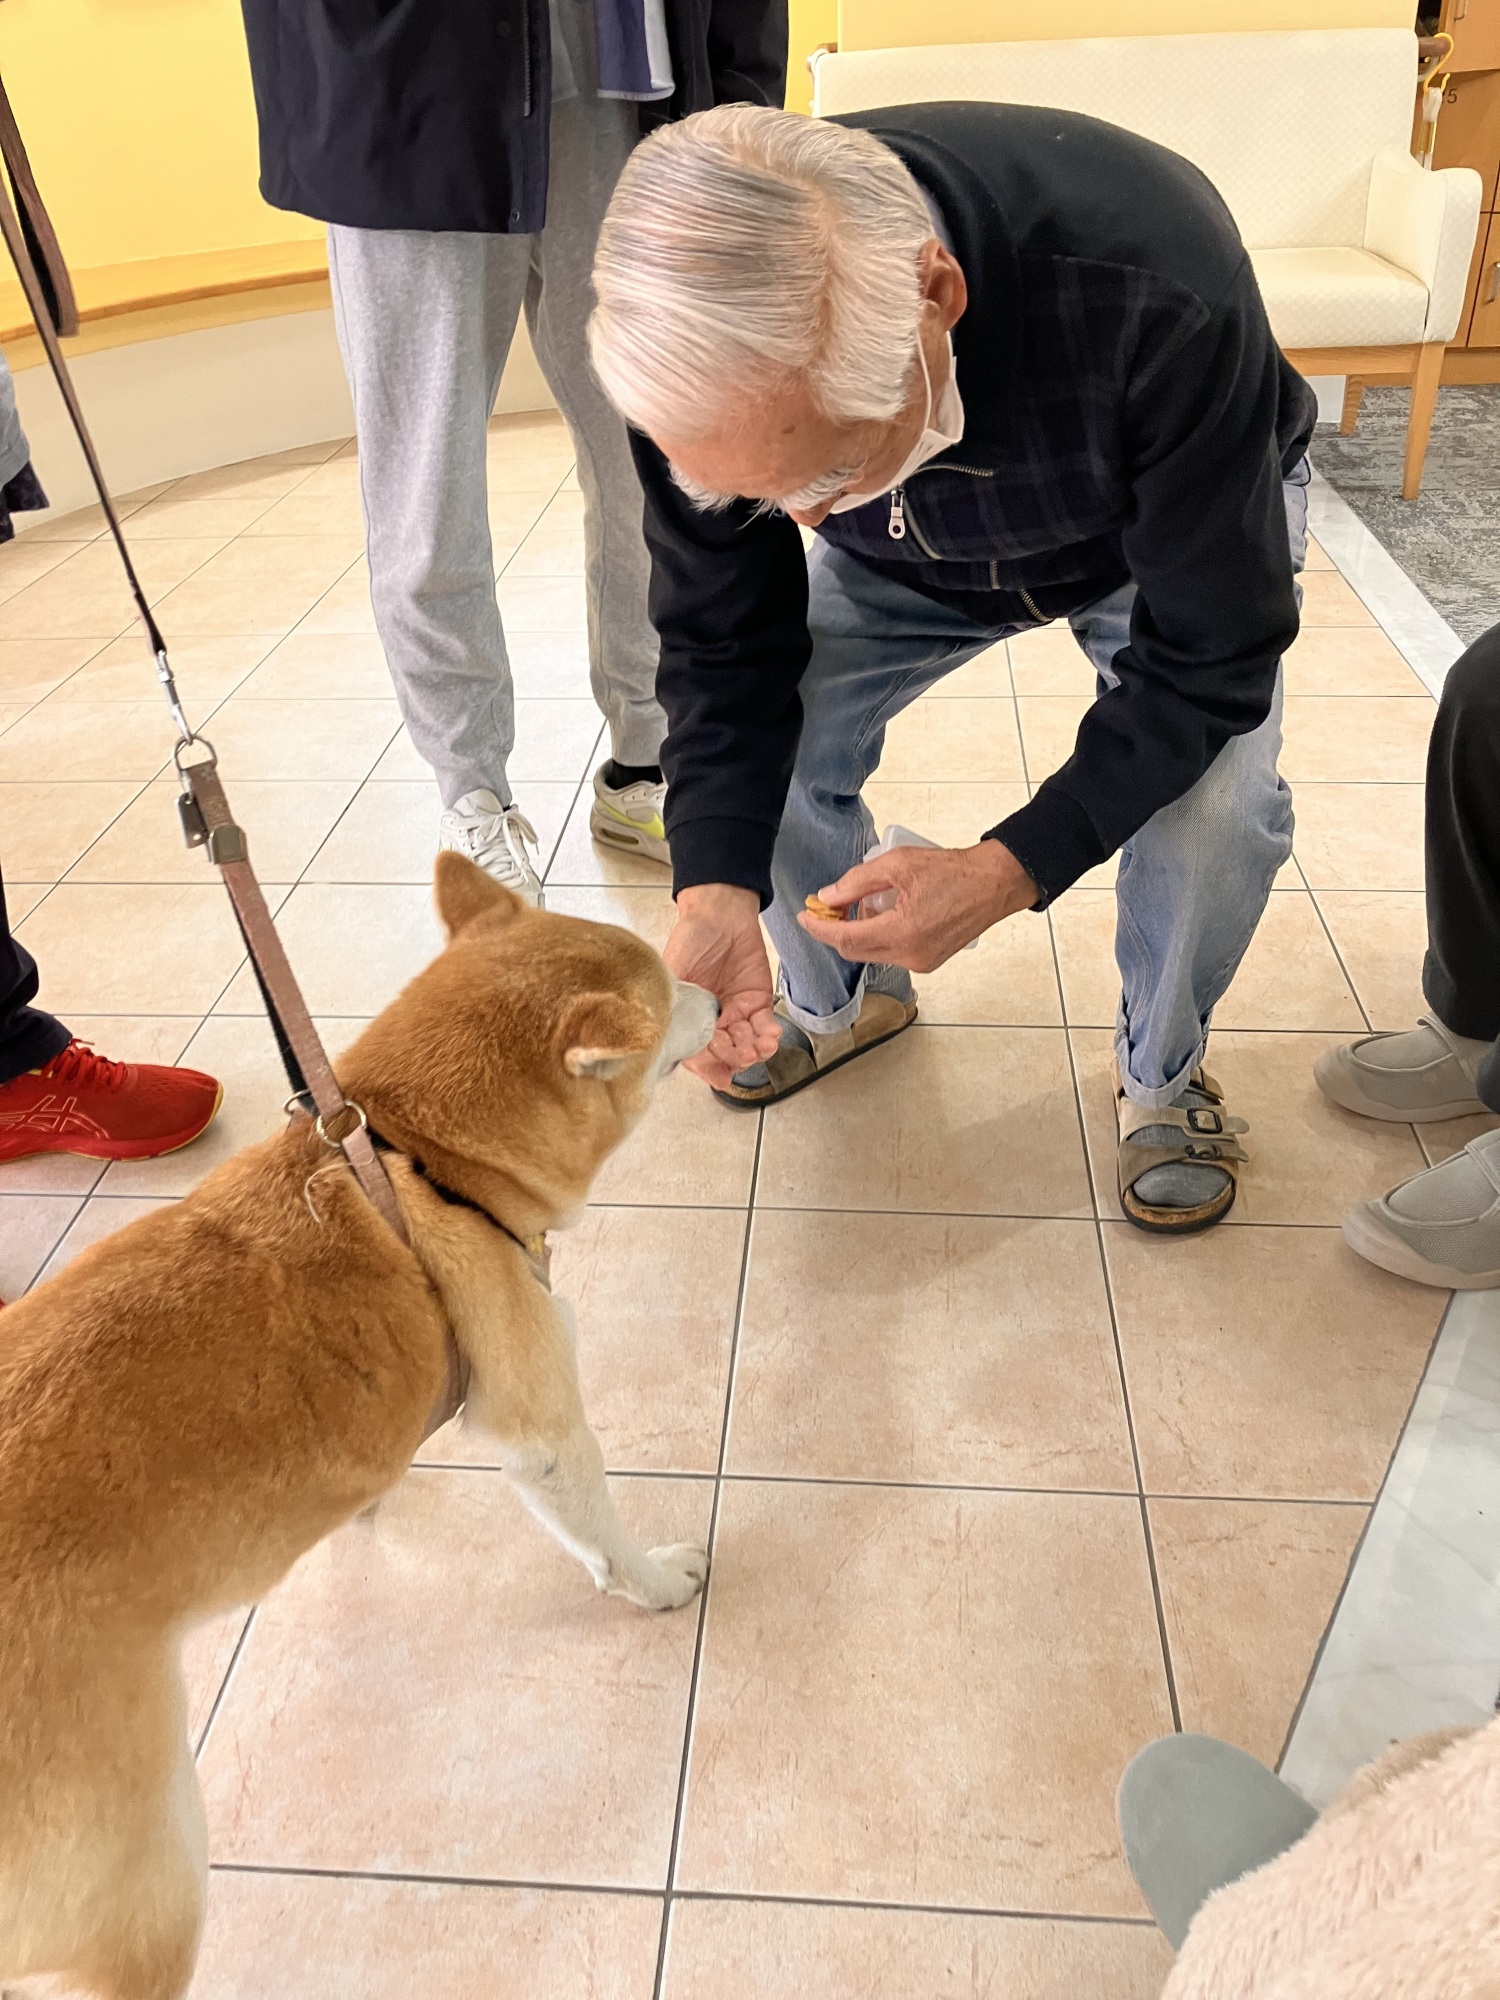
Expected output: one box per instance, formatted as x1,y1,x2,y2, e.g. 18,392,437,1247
38,1040,128,1091
455,805,539,888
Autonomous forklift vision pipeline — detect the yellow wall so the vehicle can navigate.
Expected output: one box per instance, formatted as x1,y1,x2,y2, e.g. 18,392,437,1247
0,0,319,273
0,0,1413,287
839,0,1413,49
789,0,839,112
4,0,828,290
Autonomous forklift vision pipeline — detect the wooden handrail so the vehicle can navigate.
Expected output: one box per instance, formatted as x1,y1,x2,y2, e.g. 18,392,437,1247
0,239,327,346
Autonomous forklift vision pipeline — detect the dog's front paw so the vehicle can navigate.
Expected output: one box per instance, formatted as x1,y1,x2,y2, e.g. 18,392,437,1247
631,1542,709,1612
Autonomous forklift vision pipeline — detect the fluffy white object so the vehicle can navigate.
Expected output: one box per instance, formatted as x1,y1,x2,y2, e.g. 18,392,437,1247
1166,1717,1500,2000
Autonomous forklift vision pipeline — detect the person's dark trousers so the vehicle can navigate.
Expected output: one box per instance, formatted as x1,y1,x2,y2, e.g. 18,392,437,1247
0,865,70,1086
1422,620,1500,1109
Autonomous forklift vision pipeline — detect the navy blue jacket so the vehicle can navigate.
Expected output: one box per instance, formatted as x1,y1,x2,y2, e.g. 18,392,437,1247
633,103,1318,908
238,0,787,234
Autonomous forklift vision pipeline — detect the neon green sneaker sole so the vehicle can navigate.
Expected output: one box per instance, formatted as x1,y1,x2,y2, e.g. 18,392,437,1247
588,797,670,865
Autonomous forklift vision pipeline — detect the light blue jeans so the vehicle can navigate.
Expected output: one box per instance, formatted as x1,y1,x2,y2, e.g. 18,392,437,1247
767,459,1308,1106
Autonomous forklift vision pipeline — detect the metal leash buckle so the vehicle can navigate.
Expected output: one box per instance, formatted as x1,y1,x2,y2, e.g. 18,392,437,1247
172,733,247,864
172,734,213,849
313,1100,370,1151
176,787,208,849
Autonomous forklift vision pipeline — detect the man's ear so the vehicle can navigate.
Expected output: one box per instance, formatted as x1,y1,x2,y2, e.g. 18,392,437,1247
921,238,967,333
433,851,527,940
557,991,661,1080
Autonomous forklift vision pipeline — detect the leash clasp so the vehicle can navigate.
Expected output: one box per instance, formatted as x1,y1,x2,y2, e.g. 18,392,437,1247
172,734,247,862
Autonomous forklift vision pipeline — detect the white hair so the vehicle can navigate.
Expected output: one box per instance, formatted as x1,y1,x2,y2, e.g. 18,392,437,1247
589,104,936,442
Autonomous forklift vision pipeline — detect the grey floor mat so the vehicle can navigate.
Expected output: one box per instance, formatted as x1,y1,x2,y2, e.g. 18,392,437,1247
1311,383,1500,645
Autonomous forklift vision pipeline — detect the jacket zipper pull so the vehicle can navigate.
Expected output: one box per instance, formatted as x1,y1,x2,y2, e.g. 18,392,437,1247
888,486,907,541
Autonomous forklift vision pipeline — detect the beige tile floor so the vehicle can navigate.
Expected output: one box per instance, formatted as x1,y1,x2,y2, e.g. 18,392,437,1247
1,414,1472,1998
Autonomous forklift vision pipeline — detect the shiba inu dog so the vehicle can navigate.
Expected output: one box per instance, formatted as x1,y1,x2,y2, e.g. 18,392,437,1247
0,853,718,2000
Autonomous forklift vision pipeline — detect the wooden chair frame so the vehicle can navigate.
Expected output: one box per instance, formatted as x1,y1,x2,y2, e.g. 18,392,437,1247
1284,342,1447,500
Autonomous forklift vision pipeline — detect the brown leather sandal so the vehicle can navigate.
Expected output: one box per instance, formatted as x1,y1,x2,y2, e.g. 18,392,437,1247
1114,1062,1249,1235
714,992,918,1108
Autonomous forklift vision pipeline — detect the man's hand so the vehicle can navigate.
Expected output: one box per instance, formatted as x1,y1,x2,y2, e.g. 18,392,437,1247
662,883,779,1089
798,838,1039,970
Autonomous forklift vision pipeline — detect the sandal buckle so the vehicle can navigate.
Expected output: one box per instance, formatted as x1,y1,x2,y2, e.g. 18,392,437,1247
1185,1107,1224,1135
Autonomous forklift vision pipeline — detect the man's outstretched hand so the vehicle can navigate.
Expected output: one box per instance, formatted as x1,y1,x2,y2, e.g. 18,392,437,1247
797,838,1039,970
662,883,780,1089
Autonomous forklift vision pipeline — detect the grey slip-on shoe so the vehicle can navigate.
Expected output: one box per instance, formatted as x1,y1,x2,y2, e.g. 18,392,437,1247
1315,1014,1491,1124
1118,1734,1317,1949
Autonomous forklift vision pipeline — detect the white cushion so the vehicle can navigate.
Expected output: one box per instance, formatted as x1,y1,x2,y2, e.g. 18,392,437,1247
1249,246,1429,348
813,28,1416,248
1364,147,1483,344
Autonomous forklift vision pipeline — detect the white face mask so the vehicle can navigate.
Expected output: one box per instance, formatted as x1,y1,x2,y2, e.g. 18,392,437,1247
827,330,965,514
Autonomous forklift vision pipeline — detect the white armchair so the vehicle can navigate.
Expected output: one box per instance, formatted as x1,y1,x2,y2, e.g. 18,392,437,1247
814,27,1483,498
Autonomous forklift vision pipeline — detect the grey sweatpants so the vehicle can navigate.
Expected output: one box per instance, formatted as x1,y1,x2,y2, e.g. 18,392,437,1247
326,0,664,807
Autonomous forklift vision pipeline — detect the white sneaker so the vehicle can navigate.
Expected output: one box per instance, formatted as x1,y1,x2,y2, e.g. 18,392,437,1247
438,789,544,904
588,763,670,866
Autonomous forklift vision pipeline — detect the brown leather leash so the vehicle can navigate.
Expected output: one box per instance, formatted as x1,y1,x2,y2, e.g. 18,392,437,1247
0,76,470,1432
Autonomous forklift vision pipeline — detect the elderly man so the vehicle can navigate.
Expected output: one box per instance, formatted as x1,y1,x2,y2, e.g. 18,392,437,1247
589,101,1317,1234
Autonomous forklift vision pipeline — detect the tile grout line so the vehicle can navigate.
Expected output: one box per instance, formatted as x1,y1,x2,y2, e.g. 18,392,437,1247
208,1856,1162,1928
1272,1296,1454,1779
666,1886,1161,1926
8,620,142,709
1301,882,1374,1037
419,1462,1381,1507
542,727,608,888
194,1606,260,1762
651,1109,765,2000
206,1851,1164,1937
6,1193,1382,1239
493,460,576,585
1052,954,1184,1733
211,1859,665,1898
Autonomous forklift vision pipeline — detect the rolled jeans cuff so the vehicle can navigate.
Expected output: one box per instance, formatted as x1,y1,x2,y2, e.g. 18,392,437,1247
1113,1009,1206,1110
778,960,914,1038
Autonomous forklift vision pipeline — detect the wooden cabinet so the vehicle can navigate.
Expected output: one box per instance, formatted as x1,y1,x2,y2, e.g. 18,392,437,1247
1468,212,1500,344
1427,1,1500,373
1425,66,1500,204
1437,0,1500,74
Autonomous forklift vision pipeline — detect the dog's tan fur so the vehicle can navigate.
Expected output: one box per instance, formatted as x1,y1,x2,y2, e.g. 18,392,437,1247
0,854,717,2000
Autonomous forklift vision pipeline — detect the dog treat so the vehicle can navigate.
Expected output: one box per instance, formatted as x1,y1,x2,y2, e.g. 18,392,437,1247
804,894,847,922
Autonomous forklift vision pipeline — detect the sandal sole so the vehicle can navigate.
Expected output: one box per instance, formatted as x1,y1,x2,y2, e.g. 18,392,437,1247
712,1006,917,1110
1120,1181,1237,1236
1114,1062,1241,1236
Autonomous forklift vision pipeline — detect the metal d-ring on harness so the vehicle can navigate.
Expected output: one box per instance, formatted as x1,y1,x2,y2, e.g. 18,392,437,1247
0,74,468,1430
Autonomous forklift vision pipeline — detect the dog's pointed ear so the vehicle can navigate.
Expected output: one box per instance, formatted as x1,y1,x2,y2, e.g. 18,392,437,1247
557,991,661,1080
434,851,526,939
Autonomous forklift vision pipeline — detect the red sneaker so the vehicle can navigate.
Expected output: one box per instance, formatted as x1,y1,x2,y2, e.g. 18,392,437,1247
0,1041,222,1164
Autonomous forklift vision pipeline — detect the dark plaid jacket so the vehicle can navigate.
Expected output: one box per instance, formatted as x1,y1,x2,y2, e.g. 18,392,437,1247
633,102,1318,907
